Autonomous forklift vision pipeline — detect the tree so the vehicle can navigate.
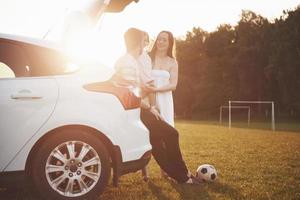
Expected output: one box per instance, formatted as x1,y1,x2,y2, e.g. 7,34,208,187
174,7,300,119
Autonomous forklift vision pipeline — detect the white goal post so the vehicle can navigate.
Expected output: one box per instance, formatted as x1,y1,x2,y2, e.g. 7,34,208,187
228,101,275,131
220,106,251,126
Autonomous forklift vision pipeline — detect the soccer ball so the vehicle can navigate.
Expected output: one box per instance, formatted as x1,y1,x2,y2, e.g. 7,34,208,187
196,164,217,182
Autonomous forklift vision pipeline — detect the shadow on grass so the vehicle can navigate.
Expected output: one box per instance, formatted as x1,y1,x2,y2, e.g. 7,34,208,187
208,181,244,199
147,179,210,200
168,180,244,200
147,181,171,200
169,182,210,200
0,185,39,200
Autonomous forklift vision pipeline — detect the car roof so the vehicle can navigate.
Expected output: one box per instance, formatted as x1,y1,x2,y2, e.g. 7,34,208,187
0,33,61,51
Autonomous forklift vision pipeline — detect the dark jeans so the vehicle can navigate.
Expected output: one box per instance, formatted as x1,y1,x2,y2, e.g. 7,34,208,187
141,108,189,183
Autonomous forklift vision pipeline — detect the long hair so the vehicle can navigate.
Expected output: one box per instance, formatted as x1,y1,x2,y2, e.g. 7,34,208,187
149,31,175,62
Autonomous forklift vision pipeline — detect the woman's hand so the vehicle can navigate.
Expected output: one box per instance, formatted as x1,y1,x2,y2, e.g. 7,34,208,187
145,85,158,92
150,106,164,121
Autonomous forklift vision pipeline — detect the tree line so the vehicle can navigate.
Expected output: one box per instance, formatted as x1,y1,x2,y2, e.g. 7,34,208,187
174,6,300,119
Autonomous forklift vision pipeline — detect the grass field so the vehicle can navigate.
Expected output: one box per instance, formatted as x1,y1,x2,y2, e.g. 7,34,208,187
1,121,300,200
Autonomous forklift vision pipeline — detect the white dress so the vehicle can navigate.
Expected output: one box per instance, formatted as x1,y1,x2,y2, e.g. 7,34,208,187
151,69,174,127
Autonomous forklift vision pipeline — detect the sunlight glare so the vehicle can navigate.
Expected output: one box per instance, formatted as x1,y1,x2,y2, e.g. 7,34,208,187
65,30,101,63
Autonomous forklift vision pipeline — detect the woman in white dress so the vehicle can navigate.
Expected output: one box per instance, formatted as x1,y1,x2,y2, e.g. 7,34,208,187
146,31,179,179
148,31,178,127
138,31,179,181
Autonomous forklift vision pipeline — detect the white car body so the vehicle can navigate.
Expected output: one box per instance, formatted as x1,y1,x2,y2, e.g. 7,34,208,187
0,33,151,172
0,33,152,195
1,0,149,198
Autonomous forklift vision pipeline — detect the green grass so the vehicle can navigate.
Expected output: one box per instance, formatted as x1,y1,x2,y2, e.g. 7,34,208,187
2,121,300,199
101,121,300,200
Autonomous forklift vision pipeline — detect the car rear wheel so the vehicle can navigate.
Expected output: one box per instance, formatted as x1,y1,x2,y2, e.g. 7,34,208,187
30,129,111,200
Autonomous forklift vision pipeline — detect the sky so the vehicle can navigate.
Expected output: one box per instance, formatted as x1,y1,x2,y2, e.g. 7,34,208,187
0,0,299,66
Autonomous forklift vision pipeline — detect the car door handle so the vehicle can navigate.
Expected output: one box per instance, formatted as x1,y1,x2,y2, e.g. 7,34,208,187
11,89,43,100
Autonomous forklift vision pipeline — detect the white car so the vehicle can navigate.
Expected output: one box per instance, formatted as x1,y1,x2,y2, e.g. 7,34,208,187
0,32,151,199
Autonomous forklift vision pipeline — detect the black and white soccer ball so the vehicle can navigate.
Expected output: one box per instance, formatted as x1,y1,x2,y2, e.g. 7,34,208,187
196,164,217,182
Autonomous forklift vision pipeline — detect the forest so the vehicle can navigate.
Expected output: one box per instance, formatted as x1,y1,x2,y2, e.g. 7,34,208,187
174,6,300,119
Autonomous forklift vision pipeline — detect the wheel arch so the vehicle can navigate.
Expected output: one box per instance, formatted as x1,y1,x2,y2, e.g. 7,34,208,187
25,124,120,176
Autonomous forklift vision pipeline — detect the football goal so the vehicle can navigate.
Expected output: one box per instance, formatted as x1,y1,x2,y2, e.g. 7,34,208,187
228,101,275,131
219,105,251,126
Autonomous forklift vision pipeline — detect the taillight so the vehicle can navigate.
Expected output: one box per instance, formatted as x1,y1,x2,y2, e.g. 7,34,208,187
83,81,141,110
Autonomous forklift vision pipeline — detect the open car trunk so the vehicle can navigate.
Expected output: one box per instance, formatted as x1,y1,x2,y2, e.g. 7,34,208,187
59,0,140,46
106,0,139,12
67,0,140,25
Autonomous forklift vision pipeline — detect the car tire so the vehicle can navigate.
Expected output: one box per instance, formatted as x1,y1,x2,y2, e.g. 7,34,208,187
30,128,111,200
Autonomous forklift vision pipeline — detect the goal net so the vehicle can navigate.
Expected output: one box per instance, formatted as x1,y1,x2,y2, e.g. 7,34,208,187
227,101,275,131
219,106,251,126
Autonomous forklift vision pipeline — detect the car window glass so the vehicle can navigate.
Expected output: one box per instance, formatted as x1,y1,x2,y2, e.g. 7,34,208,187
24,44,78,76
0,62,15,78
0,42,30,78
0,40,79,77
